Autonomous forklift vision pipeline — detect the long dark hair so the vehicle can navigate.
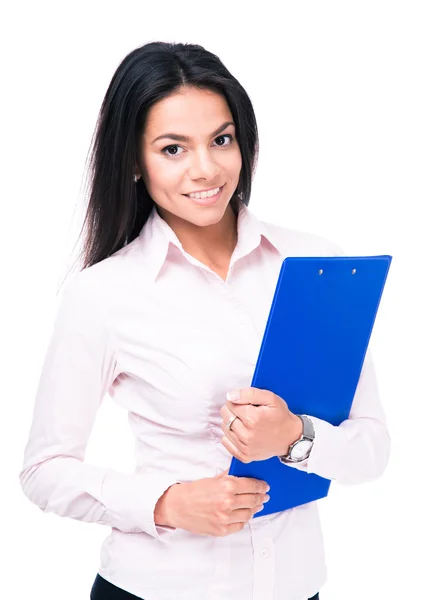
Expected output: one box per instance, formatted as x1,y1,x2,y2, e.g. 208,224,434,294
72,41,259,274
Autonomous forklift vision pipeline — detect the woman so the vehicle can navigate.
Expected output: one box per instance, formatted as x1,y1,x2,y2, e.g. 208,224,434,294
19,42,390,600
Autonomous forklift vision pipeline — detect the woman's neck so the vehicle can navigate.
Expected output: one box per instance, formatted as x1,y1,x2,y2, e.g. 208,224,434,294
157,203,239,272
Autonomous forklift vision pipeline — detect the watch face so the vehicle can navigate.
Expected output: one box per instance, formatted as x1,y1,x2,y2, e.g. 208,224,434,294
290,440,313,459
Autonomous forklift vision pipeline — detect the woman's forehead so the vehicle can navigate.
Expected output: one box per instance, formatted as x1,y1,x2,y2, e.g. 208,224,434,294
144,88,232,138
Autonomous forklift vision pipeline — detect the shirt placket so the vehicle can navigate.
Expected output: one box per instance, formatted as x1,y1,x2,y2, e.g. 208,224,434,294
185,254,277,599
249,521,276,600
220,276,276,600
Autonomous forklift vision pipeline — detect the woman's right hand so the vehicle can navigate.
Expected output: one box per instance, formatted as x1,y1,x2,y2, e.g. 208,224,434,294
155,469,270,537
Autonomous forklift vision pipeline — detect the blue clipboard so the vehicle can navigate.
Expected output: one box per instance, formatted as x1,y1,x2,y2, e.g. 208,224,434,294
228,255,392,516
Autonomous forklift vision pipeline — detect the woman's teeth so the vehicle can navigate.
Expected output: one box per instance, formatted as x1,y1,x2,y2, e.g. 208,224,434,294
187,186,221,199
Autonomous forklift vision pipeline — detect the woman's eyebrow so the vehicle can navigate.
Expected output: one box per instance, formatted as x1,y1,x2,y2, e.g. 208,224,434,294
151,121,235,144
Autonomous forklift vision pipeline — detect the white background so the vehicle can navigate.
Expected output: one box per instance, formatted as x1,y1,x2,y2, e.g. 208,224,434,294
2,1,439,598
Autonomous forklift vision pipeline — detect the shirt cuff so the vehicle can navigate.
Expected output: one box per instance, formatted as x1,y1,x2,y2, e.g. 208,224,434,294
99,471,183,540
278,414,346,474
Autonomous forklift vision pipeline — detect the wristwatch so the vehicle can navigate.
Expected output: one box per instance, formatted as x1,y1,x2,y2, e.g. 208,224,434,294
279,414,315,463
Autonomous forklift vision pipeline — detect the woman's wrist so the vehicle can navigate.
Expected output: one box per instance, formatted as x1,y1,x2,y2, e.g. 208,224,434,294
154,483,182,528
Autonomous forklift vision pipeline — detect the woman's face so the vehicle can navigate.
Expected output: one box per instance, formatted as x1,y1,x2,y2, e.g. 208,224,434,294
137,86,242,230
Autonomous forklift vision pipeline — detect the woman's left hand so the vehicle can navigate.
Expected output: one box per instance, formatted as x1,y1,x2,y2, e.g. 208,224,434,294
220,388,303,463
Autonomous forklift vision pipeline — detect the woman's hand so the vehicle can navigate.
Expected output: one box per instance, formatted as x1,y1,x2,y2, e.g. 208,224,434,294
220,388,303,462
155,470,270,537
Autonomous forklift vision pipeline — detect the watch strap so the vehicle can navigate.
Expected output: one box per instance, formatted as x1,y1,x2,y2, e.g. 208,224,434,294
280,414,315,462
298,414,314,441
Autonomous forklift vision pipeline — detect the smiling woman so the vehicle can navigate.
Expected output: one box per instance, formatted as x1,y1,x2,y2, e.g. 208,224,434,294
19,40,389,600
68,42,259,275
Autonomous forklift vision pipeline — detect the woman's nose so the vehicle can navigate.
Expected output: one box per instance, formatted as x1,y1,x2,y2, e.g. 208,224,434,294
188,150,221,181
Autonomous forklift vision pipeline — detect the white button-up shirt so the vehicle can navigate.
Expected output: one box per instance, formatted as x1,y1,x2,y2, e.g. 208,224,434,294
19,202,390,600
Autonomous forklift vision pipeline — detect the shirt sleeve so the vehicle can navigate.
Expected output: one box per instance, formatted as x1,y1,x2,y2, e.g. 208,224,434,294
19,272,180,540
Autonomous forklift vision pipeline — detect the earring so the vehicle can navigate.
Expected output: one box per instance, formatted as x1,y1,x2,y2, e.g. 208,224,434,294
134,174,139,182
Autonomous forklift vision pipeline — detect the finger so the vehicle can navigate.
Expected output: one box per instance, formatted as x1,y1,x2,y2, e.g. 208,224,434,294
231,387,273,406
220,420,247,447
222,406,249,441
225,522,246,536
225,402,256,427
227,507,257,524
221,404,235,422
219,405,230,421
231,493,269,510
221,436,244,462
236,477,270,495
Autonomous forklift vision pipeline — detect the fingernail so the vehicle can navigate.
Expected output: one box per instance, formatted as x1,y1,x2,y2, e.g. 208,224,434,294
263,495,270,503
256,505,264,512
265,485,270,492
227,390,241,401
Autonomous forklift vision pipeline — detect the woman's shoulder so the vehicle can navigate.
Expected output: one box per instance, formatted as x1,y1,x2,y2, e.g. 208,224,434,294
56,251,132,323
63,239,143,297
260,219,346,258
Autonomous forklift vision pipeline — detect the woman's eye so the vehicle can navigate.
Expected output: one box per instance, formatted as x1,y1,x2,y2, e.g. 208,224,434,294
214,134,233,147
161,134,234,158
162,145,183,158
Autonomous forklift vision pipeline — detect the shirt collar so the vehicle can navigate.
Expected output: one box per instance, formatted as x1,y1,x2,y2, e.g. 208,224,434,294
138,202,283,282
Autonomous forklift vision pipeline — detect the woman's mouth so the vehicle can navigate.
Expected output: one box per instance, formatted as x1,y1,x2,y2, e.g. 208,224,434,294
183,184,225,206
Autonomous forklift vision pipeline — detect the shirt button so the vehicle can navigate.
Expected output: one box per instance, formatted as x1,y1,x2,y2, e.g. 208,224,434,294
261,549,269,558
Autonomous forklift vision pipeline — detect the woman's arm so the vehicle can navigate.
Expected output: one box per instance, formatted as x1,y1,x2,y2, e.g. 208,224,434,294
19,272,179,540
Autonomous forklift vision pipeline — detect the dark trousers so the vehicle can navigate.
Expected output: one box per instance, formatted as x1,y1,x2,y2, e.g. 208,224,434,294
90,575,142,599
91,573,319,599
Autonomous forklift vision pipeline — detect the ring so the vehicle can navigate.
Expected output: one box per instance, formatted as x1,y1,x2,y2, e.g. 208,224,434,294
227,415,238,431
